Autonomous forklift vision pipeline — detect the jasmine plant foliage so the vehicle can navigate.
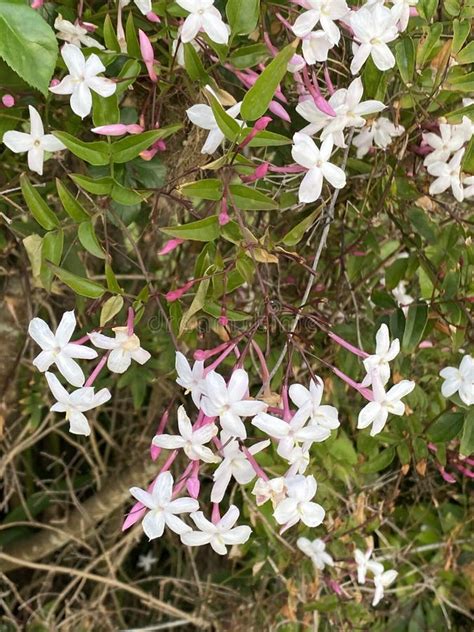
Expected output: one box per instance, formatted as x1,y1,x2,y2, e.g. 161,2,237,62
0,0,473,630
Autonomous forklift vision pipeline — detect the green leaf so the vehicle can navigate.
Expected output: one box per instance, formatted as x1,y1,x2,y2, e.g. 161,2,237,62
160,216,219,242
402,302,428,352
282,209,319,246
183,43,209,83
460,409,474,456
125,11,141,58
395,37,415,84
179,278,210,336
416,24,443,68
48,263,106,299
247,130,291,147
418,0,439,21
226,0,260,36
360,447,395,473
78,221,105,259
428,412,464,442
407,207,437,243
202,302,251,321
92,92,119,127
22,234,43,280
56,179,89,222
20,175,59,230
456,41,474,65
229,43,269,69
41,228,63,290
241,41,297,121
53,132,110,166
228,184,278,210
111,181,148,205
0,2,58,95
70,174,113,195
105,262,123,293
100,295,124,326
452,19,470,54
179,178,223,200
111,126,181,163
207,90,242,142
103,13,120,52
115,59,141,97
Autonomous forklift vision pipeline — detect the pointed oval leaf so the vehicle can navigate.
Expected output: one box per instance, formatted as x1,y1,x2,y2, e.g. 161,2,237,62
161,216,219,241
48,263,106,299
78,221,106,259
56,179,89,222
53,132,110,166
20,174,59,230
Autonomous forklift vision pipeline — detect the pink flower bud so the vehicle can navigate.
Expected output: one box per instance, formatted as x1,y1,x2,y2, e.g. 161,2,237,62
138,29,158,83
241,161,270,183
50,78,60,88
146,11,161,23
218,198,230,225
328,579,343,596
2,94,14,108
187,476,200,498
158,238,185,255
80,21,97,32
122,502,147,530
313,95,337,117
165,280,194,302
31,0,43,8
218,314,229,327
409,7,418,16
92,124,129,136
126,124,144,134
268,100,290,122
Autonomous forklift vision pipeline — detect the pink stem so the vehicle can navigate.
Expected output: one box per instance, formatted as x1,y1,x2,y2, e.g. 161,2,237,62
241,445,268,481
328,331,368,358
127,307,134,336
84,353,109,387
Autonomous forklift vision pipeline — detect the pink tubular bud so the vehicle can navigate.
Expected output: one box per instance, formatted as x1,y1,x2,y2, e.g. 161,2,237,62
158,238,185,255
313,94,337,117
146,11,161,23
218,198,230,225
140,139,166,160
328,579,343,596
31,0,44,8
409,7,418,16
165,280,194,302
92,124,129,136
126,124,144,134
138,29,158,83
150,409,170,460
50,78,60,88
1,94,14,108
187,476,200,498
241,161,270,184
211,503,221,524
218,314,229,327
268,100,290,122
323,64,335,95
122,501,147,530
80,21,97,32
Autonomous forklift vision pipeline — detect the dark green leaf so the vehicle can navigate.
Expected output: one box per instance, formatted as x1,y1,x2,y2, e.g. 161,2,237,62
20,175,59,230
161,216,219,242
53,132,110,166
48,263,106,298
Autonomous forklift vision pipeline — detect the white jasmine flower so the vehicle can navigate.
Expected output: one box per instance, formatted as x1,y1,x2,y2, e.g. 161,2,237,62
200,369,267,439
2,105,66,176
88,327,151,374
50,44,116,119
210,439,270,503
439,355,474,406
252,476,287,507
297,537,334,570
28,311,98,387
137,551,158,572
273,474,325,531
129,471,199,540
181,505,251,555
353,116,404,157
372,568,398,606
361,324,400,387
349,4,399,75
354,547,381,584
462,174,474,199
175,351,206,407
152,406,220,463
288,378,340,432
45,371,111,436
280,443,311,476
358,371,415,436
186,98,242,154
177,0,229,45
54,15,104,49
391,280,414,313
391,0,418,31
292,0,349,44
423,122,467,167
172,25,200,66
427,148,465,202
301,30,335,65
252,410,330,457
120,0,152,17
292,132,346,203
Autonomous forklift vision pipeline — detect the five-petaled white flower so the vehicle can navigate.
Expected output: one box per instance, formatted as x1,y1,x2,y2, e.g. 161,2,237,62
88,327,151,374
289,379,340,433
349,4,399,75
391,280,414,313
200,369,267,439
423,122,467,167
252,410,331,457
129,471,199,540
354,547,381,584
297,537,334,570
176,0,229,45
439,355,474,406
50,43,116,119
391,0,418,32
54,15,105,49
361,324,400,387
358,371,415,436
152,405,220,463
427,147,465,202
181,504,251,555
45,371,111,436
292,132,346,203
175,351,206,407
301,30,334,65
211,439,270,503
353,116,404,157
28,311,98,387
273,474,325,532
186,97,242,154
252,476,287,507
292,0,349,45
2,105,66,176
372,567,398,606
